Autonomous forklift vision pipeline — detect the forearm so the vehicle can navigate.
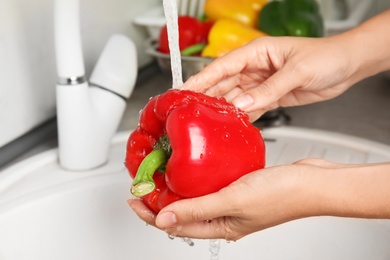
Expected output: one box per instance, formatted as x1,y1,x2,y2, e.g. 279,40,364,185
303,162,390,219
334,9,390,82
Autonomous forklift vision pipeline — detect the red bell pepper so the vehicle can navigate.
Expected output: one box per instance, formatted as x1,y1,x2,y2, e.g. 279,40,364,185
125,90,265,213
158,15,212,56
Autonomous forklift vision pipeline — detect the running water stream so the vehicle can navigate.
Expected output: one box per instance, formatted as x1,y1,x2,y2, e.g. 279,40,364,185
162,0,221,259
162,0,183,89
209,239,221,260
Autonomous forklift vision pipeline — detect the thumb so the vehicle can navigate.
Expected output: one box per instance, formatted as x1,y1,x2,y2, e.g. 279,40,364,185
155,192,231,229
232,66,303,113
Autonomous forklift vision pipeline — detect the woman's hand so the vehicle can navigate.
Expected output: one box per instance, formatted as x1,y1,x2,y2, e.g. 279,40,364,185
183,36,360,121
128,159,333,241
183,7,390,122
128,161,310,241
129,159,390,241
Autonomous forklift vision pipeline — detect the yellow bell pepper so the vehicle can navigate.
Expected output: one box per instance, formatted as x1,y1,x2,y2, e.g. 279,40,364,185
201,18,267,58
204,0,268,28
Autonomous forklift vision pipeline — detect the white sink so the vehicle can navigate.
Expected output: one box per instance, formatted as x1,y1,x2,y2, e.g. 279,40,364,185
1,127,390,260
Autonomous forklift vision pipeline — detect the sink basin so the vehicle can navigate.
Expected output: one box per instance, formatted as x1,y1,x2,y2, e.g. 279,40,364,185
1,127,390,260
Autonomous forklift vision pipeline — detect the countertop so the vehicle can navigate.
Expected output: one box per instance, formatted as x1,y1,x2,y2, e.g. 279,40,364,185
1,64,389,171
120,64,390,146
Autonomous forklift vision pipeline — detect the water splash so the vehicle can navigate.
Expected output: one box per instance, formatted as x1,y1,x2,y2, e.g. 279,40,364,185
162,0,183,89
167,234,195,247
181,237,195,246
209,239,221,260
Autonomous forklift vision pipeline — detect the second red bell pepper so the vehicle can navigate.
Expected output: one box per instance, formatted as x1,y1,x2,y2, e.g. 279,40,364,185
158,16,212,56
125,90,266,213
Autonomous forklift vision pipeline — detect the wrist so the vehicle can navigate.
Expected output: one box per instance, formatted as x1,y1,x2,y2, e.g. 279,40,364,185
286,162,331,218
334,10,390,81
295,162,390,219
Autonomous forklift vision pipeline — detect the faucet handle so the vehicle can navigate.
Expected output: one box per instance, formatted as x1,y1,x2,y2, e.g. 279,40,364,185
89,34,138,100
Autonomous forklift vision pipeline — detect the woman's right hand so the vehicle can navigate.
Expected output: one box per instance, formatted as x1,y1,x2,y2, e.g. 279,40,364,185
183,7,390,121
184,35,361,121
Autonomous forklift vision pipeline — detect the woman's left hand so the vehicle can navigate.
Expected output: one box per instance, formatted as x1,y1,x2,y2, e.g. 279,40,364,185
129,159,390,241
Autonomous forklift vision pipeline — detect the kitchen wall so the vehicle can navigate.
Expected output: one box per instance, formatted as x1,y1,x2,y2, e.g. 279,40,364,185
0,0,160,149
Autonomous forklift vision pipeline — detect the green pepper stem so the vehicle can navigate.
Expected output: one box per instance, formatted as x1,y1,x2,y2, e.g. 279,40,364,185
181,43,206,56
131,148,168,197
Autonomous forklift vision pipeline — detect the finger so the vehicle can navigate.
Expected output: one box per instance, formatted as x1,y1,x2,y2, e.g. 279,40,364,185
155,191,233,229
247,109,270,122
183,47,252,93
205,76,241,97
223,86,244,102
162,216,240,240
232,65,304,112
183,61,238,94
128,198,236,240
127,198,157,227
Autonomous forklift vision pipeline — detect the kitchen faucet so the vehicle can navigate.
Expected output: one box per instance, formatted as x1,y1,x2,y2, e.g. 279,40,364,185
54,0,137,170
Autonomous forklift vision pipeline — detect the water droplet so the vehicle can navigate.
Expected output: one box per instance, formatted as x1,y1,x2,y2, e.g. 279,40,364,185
200,153,204,159
168,234,175,240
181,237,195,246
222,133,230,141
194,109,201,117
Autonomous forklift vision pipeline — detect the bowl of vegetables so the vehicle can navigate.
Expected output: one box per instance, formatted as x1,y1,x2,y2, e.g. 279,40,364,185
147,44,213,81
143,0,324,80
146,15,267,80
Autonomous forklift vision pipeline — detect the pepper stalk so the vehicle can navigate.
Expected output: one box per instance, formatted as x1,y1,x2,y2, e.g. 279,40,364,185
130,136,171,197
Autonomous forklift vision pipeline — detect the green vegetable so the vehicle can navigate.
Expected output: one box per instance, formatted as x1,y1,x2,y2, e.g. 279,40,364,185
257,0,324,37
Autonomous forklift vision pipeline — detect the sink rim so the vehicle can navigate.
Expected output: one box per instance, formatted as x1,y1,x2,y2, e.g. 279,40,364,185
1,126,389,212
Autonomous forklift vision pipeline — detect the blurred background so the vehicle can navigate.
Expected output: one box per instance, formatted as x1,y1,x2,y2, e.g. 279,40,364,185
0,0,389,169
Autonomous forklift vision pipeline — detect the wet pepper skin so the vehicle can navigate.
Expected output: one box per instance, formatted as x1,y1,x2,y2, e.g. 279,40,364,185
125,90,265,213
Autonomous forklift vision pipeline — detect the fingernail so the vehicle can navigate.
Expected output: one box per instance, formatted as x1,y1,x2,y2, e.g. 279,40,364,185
233,94,254,110
156,211,177,228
